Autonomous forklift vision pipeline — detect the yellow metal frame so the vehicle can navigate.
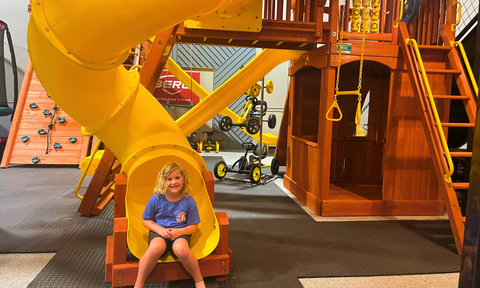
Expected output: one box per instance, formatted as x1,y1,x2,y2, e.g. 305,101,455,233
451,0,462,31
451,41,478,97
237,100,254,125
407,39,453,183
75,140,103,200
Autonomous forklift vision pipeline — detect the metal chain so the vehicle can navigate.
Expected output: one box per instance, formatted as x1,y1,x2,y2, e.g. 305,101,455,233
335,0,347,100
358,27,366,94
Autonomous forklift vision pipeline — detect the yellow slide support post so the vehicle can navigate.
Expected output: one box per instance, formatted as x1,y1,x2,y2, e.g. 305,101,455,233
176,49,305,136
166,50,303,147
28,0,235,262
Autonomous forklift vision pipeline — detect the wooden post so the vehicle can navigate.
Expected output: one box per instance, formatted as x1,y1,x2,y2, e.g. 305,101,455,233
114,174,127,218
139,25,179,94
202,171,215,206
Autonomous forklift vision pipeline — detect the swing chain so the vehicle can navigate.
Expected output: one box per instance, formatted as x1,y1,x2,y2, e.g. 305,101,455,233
358,28,366,91
335,1,347,95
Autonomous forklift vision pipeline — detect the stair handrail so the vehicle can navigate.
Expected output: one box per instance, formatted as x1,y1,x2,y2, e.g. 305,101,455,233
451,0,462,32
406,38,454,183
450,41,478,97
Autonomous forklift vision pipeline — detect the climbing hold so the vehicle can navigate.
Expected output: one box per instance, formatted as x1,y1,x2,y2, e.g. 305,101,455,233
53,142,62,149
46,93,51,98
43,110,51,115
38,129,47,135
57,117,66,123
31,157,40,163
21,135,30,142
69,137,77,143
29,103,38,108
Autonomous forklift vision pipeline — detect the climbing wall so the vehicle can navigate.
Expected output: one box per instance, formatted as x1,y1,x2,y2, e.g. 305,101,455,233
1,60,90,167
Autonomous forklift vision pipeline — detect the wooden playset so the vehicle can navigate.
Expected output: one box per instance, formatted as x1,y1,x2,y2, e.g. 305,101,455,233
79,0,472,257
22,6,476,288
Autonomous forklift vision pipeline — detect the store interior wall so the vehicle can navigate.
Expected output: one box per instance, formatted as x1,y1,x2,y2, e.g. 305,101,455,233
0,0,30,137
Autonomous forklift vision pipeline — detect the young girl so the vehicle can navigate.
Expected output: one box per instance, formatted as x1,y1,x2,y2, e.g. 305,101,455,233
134,162,205,288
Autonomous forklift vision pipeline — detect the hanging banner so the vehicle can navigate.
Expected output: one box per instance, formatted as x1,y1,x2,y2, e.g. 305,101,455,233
153,71,201,105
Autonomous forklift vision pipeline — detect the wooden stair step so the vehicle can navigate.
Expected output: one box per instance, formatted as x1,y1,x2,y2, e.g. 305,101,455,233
449,152,472,157
92,190,115,216
100,181,115,197
423,69,461,74
453,182,469,190
432,95,470,100
436,123,475,128
417,45,452,53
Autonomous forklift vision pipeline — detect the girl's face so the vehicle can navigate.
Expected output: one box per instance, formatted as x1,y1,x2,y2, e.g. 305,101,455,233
165,169,184,196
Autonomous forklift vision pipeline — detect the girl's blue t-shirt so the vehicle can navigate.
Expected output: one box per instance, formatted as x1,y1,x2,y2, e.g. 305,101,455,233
142,194,200,229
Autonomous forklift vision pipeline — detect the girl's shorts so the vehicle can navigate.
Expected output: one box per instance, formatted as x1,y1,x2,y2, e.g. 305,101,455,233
148,232,191,256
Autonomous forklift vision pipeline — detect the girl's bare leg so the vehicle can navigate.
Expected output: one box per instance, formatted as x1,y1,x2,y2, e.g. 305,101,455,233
134,238,166,288
172,239,203,283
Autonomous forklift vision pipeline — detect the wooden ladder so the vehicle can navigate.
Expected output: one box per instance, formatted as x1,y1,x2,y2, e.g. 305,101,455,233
77,147,121,216
398,22,477,255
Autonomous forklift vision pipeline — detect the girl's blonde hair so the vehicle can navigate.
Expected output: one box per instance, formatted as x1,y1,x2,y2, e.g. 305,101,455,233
153,162,190,197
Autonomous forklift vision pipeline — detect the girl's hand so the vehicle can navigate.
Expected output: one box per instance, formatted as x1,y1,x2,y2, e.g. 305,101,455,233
168,228,182,240
158,227,171,239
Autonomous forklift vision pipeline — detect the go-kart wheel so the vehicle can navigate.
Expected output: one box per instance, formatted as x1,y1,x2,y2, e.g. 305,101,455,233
220,116,233,131
214,161,227,179
196,142,200,152
267,114,276,129
265,80,274,94
246,118,260,134
249,164,262,184
199,141,203,153
271,157,280,175
215,141,219,153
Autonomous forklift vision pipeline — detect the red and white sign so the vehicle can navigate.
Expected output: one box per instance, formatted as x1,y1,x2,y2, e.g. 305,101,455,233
153,71,201,105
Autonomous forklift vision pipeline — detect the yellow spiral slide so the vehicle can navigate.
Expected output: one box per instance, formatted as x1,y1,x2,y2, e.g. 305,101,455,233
28,0,303,262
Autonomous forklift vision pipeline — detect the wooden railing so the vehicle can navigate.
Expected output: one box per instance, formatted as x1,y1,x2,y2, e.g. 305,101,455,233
263,0,325,22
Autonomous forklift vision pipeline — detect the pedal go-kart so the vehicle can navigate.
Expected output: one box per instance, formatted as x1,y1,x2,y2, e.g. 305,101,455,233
213,141,280,184
197,131,219,153
219,81,276,135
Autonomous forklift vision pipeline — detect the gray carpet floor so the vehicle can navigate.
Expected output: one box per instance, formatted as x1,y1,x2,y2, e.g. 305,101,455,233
0,157,461,287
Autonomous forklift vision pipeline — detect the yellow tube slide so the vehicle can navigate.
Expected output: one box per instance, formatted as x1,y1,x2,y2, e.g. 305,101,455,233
175,49,305,136
28,0,230,262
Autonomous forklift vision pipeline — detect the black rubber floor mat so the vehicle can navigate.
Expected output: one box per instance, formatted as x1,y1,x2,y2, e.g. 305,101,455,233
1,157,461,288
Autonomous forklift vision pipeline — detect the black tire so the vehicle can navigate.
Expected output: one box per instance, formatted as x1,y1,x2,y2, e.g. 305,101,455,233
249,164,262,184
401,0,420,24
220,116,233,132
213,161,227,179
246,118,260,134
267,114,276,129
271,157,280,175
